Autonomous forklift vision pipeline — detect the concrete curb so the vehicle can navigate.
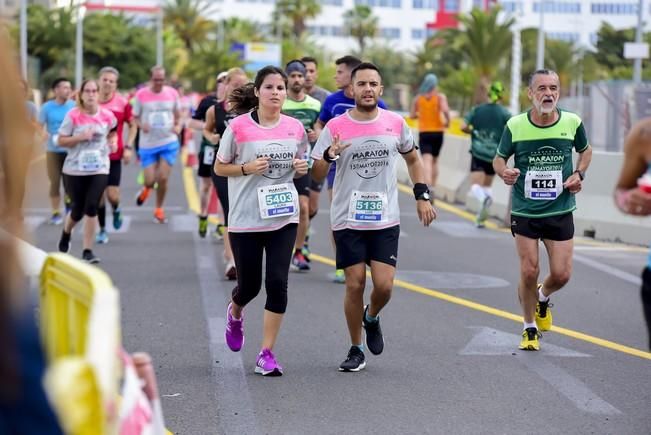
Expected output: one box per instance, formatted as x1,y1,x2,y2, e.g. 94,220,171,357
396,132,651,245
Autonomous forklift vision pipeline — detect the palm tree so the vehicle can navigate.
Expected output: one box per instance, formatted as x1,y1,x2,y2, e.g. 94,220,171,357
545,40,581,97
222,17,268,44
343,5,378,55
457,7,515,103
273,0,321,42
163,0,216,54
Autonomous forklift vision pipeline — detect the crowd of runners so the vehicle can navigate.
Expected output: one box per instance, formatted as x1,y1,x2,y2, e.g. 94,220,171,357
32,52,651,376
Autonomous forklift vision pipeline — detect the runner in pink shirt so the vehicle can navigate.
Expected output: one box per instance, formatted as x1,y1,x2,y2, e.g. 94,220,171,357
132,66,181,223
96,66,137,243
215,66,309,377
312,63,436,372
56,79,117,264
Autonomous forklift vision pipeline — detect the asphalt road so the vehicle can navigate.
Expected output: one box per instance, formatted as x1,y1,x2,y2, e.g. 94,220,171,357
24,152,651,435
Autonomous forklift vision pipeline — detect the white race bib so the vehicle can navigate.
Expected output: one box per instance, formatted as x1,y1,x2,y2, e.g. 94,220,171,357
524,169,563,200
79,149,102,172
257,183,298,219
203,146,215,165
347,191,387,222
149,111,172,129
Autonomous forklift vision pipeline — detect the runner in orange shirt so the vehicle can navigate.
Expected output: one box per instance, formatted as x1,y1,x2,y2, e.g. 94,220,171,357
410,73,450,192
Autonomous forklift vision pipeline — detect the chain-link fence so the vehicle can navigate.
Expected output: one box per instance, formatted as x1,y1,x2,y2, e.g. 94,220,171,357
562,81,651,152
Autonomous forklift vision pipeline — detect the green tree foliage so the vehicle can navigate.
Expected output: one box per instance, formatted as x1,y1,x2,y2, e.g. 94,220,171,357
273,0,321,43
456,7,514,103
595,23,635,71
358,44,412,109
412,29,472,110
20,5,161,90
23,5,75,74
83,13,156,88
343,5,378,55
163,0,216,54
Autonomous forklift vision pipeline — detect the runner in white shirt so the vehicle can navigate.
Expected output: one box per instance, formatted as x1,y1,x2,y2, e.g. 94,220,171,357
215,66,309,377
132,66,181,223
312,62,436,372
56,79,118,264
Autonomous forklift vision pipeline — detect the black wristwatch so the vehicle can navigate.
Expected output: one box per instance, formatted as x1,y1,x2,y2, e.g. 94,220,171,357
417,191,431,202
574,170,585,181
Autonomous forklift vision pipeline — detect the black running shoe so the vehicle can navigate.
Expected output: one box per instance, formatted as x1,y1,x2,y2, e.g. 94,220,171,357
363,305,384,355
82,249,100,264
58,230,71,253
339,346,366,372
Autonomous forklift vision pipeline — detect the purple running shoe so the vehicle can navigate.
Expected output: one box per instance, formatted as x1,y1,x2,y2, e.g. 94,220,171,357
254,348,283,376
225,302,244,352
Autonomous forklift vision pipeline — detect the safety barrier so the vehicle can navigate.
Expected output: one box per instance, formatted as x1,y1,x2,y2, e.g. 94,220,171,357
396,129,651,246
39,253,169,434
40,253,118,361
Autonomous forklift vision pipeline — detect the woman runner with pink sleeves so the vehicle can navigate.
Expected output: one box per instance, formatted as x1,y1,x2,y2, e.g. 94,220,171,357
214,66,309,376
56,79,117,264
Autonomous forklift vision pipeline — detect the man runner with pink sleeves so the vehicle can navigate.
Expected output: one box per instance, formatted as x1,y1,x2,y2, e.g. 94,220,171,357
132,66,182,223
312,62,436,372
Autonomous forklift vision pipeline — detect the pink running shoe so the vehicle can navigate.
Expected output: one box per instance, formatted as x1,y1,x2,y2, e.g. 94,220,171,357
225,302,244,352
255,348,283,377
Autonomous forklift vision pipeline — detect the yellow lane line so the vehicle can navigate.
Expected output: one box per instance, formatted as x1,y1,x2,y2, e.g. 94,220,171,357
181,149,221,226
181,154,651,360
309,253,651,360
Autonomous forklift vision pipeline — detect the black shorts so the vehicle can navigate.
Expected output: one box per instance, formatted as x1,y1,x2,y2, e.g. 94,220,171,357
333,225,400,270
511,213,574,241
470,155,496,176
419,132,444,156
293,173,310,197
211,171,229,226
107,159,122,187
198,146,216,178
309,177,324,193
641,267,651,349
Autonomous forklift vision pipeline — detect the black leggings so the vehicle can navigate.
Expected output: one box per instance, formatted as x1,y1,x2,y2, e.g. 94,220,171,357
211,170,229,226
229,223,297,314
64,174,108,222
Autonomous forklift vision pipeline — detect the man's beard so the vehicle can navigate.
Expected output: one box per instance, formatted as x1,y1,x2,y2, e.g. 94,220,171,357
534,99,556,115
356,100,377,113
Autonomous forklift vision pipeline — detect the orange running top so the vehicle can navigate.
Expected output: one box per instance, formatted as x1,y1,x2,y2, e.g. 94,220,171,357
415,94,447,132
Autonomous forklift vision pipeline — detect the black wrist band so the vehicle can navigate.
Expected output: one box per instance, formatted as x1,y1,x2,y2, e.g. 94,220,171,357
323,146,339,163
413,183,429,200
241,164,248,176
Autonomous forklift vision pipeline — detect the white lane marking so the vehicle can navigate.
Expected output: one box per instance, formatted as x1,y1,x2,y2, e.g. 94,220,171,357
193,232,260,434
432,222,501,238
461,327,621,415
574,246,646,252
24,206,185,213
25,215,46,232
573,254,642,286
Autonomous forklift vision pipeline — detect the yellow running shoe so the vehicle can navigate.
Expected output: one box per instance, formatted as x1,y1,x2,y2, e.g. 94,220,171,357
519,327,541,351
535,284,553,331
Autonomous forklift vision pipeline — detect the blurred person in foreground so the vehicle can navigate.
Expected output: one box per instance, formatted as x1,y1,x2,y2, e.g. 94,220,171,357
614,118,651,349
0,33,64,434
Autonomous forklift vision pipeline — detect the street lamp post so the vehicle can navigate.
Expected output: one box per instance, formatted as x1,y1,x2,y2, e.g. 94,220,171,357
633,0,645,85
536,1,545,70
75,4,86,88
20,0,27,78
156,5,163,66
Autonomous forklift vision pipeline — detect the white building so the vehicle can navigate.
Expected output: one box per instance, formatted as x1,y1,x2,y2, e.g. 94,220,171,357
4,0,650,53
212,0,651,53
